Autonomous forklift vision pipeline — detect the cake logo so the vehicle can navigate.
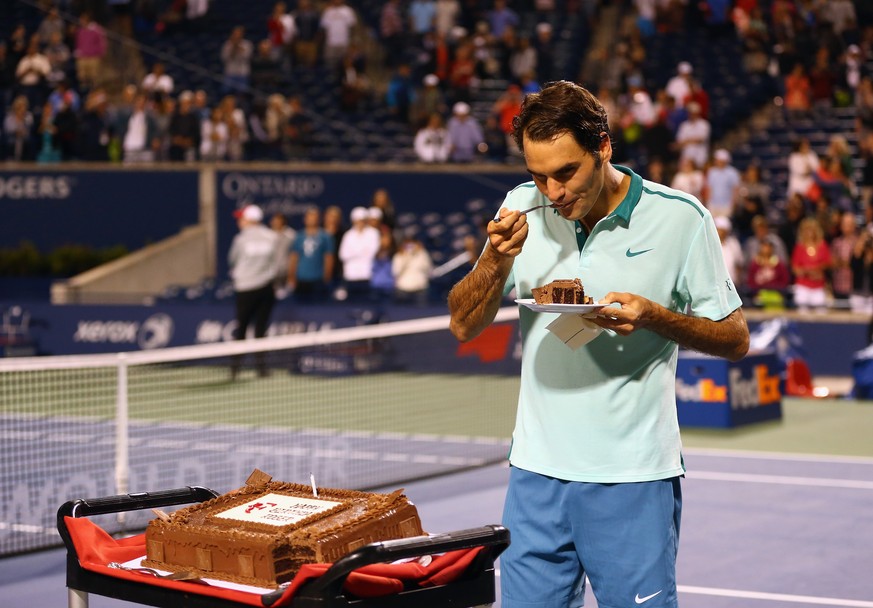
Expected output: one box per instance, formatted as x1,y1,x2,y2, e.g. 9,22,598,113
216,493,341,526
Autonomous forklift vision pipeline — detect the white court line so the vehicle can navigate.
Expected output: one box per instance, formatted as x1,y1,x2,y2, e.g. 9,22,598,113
684,447,873,465
1,414,511,450
689,470,873,490
492,572,873,607
677,584,873,607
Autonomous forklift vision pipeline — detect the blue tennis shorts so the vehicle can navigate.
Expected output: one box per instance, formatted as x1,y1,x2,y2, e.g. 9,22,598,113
501,466,682,608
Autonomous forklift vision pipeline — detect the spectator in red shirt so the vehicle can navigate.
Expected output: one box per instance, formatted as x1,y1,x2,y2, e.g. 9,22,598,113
791,217,832,313
747,240,790,307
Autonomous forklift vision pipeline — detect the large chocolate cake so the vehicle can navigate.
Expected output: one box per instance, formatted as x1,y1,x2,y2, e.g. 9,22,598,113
532,278,593,304
142,470,424,588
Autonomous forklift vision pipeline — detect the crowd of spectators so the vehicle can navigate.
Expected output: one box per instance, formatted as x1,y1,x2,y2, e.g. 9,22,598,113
606,0,873,315
0,2,328,163
271,187,436,307
0,0,573,164
4,0,873,314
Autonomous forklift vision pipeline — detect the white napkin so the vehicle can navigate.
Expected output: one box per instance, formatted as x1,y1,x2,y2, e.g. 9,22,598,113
546,313,603,350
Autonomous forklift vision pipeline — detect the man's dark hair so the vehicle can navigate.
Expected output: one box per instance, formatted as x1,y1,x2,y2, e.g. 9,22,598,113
511,81,610,156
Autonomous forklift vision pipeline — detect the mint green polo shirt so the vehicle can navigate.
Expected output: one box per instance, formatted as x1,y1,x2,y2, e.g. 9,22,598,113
503,165,742,482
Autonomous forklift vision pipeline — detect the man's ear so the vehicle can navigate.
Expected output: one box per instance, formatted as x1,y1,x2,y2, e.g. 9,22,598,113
599,132,612,164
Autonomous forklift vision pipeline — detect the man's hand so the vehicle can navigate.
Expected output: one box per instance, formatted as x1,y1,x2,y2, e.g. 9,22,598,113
488,208,529,258
589,291,654,336
590,292,750,361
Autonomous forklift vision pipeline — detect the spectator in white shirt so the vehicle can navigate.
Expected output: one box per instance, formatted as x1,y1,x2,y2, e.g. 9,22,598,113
414,112,452,162
338,206,381,302
670,156,705,201
392,235,433,305
674,100,710,170
704,148,741,218
665,61,693,107
200,106,229,161
121,93,159,163
141,62,174,99
715,215,744,288
787,137,819,200
320,0,357,70
15,38,51,108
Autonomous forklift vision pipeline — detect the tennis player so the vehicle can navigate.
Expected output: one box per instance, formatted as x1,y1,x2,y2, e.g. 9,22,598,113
448,81,749,608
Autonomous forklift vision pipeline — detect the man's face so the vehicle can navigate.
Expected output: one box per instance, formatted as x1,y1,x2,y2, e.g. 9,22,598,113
523,131,606,222
304,209,320,228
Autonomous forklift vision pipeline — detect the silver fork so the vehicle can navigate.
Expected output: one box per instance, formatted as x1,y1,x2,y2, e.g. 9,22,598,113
518,203,557,215
108,561,206,582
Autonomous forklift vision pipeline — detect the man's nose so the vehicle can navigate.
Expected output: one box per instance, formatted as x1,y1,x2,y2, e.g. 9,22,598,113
545,178,565,202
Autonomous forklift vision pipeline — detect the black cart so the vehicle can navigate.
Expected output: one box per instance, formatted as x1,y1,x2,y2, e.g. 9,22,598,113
57,486,509,608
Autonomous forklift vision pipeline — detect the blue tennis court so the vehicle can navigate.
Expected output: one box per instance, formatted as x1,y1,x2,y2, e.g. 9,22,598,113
3,438,873,608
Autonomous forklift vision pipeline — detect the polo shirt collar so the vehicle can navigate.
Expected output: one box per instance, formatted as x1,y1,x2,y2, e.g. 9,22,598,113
610,164,643,224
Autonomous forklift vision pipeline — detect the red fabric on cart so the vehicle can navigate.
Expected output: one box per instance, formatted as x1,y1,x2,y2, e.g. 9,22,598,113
64,517,484,607
421,548,483,586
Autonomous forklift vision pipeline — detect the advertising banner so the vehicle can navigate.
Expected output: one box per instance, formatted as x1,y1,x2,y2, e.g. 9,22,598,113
0,170,199,251
676,350,784,428
7,301,522,377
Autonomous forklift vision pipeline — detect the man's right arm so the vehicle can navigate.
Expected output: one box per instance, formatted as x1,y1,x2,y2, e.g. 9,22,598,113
448,209,528,342
447,245,513,342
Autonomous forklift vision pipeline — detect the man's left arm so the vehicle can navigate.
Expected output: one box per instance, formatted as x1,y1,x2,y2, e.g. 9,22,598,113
592,292,750,362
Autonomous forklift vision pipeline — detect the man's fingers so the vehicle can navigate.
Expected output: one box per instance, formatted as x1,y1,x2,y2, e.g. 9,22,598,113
488,210,529,256
491,210,525,232
492,223,529,255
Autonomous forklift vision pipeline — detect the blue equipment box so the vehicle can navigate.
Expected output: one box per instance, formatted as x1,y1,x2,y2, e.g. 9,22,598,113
676,351,783,428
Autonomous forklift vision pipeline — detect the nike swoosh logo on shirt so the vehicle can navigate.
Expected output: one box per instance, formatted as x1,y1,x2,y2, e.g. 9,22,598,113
635,590,663,604
626,247,653,257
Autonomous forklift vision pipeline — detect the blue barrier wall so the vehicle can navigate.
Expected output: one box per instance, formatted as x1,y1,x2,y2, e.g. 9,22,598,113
1,166,529,280
0,170,199,251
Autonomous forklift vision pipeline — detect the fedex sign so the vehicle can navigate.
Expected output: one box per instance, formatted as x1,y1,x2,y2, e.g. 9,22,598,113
676,352,783,428
675,377,727,403
729,364,781,410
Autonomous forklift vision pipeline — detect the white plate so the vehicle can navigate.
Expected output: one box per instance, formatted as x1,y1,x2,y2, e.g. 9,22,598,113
515,298,605,314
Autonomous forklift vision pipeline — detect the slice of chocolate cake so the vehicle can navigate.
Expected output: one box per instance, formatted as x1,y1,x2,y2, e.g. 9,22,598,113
531,278,593,304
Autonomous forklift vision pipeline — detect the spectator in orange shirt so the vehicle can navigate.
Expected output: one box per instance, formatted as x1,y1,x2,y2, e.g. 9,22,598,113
784,62,812,117
492,83,523,154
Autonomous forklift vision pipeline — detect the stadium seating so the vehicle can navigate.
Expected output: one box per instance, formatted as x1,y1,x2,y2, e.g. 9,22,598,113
127,0,591,164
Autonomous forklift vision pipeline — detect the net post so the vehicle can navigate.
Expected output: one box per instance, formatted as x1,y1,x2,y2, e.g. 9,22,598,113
114,353,130,527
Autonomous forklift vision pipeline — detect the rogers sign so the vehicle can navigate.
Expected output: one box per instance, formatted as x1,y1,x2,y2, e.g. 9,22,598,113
0,175,73,199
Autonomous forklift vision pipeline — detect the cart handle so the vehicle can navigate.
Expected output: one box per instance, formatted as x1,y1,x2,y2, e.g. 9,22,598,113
57,486,218,552
263,524,510,606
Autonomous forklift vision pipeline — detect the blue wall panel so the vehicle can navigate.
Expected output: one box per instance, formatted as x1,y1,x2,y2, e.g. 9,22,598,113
0,170,199,251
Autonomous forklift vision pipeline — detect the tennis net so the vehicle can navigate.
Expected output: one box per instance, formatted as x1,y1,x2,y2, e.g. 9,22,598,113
0,308,520,555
